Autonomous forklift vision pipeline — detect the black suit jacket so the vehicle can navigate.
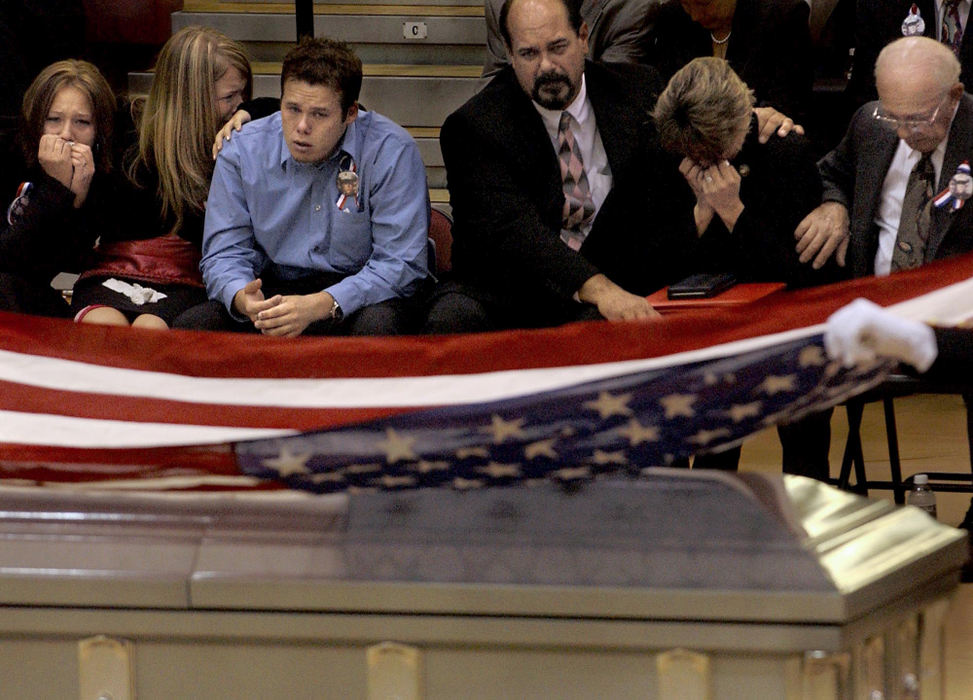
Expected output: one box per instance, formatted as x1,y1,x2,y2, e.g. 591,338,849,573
440,61,696,308
849,0,973,107
819,93,973,277
644,0,814,122
693,121,839,287
928,325,973,380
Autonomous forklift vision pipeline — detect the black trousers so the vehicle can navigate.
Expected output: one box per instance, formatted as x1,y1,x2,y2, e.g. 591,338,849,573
423,280,604,333
777,408,834,481
174,270,424,336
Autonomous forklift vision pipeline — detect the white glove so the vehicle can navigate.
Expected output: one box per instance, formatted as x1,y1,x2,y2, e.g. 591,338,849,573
824,298,938,372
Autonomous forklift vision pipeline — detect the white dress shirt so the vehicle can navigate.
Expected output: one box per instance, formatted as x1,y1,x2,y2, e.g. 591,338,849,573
873,102,959,275
533,75,612,242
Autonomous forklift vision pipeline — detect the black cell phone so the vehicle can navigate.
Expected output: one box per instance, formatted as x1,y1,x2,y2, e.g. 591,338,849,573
667,272,738,299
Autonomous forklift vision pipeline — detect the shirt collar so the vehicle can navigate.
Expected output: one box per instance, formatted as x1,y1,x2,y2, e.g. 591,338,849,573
532,73,589,131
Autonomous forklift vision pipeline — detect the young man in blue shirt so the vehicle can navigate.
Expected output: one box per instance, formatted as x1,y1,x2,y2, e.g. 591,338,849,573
184,37,430,336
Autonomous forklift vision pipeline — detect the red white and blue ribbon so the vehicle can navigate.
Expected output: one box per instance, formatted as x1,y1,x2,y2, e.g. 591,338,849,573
934,160,972,211
335,155,359,212
6,181,33,225
902,3,925,35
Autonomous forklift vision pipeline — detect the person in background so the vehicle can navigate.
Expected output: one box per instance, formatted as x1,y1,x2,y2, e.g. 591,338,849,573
481,0,660,80
645,0,814,132
0,60,116,317
69,25,267,330
848,0,973,110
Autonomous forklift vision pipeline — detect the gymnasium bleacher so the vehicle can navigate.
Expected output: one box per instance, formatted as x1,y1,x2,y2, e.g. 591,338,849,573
127,0,494,203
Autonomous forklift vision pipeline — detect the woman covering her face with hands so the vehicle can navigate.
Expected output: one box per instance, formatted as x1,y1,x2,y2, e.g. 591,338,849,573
0,59,116,317
652,57,833,288
653,57,843,475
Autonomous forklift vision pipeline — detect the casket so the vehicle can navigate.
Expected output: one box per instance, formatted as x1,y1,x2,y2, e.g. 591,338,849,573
0,471,965,699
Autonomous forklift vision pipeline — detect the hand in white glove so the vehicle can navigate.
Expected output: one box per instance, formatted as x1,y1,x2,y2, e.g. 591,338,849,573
824,298,938,372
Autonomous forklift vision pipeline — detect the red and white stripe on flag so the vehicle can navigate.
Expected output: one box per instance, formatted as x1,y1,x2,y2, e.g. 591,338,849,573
2,252,973,490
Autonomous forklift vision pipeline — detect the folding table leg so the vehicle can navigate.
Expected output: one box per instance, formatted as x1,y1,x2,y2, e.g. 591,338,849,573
839,400,869,495
882,397,906,504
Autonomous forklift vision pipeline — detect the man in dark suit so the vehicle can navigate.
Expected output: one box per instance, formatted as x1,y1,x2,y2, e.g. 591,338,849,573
481,0,660,79
796,36,973,274
792,36,973,484
849,0,973,109
425,0,696,332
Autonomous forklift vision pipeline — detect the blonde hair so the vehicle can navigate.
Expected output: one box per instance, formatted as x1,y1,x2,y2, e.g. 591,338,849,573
653,57,754,165
130,26,252,234
21,59,116,173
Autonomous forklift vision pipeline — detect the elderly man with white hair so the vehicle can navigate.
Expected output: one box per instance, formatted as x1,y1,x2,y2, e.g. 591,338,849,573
795,35,973,273
779,36,973,485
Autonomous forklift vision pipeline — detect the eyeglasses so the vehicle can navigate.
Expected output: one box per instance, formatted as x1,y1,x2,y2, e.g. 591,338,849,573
872,93,949,131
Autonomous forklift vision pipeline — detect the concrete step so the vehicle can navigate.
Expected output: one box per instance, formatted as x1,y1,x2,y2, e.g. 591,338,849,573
183,2,483,14
173,5,487,64
143,2,474,189
411,127,445,188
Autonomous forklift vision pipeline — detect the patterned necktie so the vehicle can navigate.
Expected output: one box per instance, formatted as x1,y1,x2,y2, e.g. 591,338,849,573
891,154,936,271
557,111,595,250
942,0,964,54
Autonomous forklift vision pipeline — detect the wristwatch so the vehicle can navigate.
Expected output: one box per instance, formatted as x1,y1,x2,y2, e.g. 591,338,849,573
329,298,343,322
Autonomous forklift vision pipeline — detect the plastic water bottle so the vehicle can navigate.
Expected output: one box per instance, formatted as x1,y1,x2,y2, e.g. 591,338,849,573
907,474,937,519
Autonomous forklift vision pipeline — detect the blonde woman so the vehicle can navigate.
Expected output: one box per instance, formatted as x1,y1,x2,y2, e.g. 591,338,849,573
71,26,271,329
653,57,836,474
653,57,827,287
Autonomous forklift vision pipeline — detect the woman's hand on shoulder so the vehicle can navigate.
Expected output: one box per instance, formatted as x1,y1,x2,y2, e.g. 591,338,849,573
212,109,252,160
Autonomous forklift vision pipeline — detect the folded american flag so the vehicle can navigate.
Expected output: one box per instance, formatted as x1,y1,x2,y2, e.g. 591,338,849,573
2,254,972,492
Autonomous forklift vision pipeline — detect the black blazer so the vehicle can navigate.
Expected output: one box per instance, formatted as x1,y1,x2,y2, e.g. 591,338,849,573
928,325,973,381
819,93,973,278
692,121,839,287
644,0,814,122
849,0,973,108
440,60,697,305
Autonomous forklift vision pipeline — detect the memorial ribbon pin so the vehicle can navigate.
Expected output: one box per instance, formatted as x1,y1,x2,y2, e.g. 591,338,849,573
902,3,925,35
934,161,972,212
335,155,360,212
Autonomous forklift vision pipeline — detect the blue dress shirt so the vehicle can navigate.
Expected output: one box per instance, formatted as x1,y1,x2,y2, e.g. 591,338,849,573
202,110,430,317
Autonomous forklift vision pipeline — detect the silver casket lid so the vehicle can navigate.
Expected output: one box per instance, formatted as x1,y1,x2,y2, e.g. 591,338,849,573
0,472,966,623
